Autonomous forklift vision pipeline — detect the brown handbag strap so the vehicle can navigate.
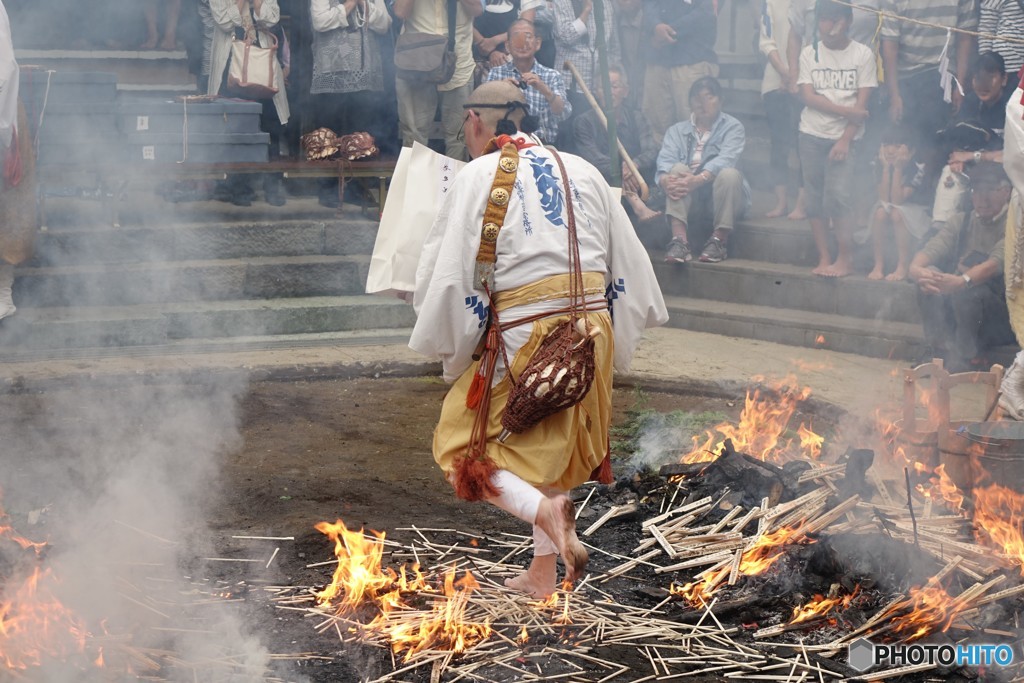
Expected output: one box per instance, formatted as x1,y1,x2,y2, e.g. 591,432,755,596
547,147,588,322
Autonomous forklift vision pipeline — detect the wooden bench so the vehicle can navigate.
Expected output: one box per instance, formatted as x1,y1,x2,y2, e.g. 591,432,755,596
36,158,398,228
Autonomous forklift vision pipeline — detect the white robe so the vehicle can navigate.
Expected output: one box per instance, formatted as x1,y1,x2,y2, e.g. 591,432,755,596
0,0,17,149
410,139,668,382
208,0,289,125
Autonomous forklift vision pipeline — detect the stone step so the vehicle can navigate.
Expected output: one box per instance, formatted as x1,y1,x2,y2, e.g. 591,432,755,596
0,296,415,352
32,218,380,266
663,295,925,360
15,255,372,307
16,49,196,93
654,259,922,324
730,215,818,267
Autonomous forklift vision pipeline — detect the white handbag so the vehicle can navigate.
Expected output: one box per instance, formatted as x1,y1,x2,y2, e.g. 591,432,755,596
226,3,280,100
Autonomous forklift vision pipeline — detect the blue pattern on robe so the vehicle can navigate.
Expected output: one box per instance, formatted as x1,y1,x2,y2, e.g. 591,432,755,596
523,150,565,228
465,295,488,328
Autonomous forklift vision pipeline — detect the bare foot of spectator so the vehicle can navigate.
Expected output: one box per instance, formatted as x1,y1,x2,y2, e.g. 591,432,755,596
765,202,787,218
812,259,831,276
819,259,853,278
158,35,178,50
140,35,159,49
787,206,807,220
885,266,908,282
867,267,884,280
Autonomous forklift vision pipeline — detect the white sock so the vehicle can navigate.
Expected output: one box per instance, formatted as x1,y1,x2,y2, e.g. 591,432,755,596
488,470,543,524
0,264,15,317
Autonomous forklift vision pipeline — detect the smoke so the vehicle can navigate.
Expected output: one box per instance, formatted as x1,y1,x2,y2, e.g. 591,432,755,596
620,409,729,475
0,374,284,681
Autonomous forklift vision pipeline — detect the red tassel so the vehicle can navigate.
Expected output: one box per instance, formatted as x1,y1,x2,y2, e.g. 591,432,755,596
466,371,485,409
589,452,613,485
451,452,500,502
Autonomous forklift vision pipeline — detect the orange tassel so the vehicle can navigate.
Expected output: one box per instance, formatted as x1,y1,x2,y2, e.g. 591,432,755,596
466,371,485,409
451,452,500,501
590,452,613,485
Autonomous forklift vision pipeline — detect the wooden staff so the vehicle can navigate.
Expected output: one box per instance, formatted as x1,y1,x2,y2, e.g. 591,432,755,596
562,60,650,201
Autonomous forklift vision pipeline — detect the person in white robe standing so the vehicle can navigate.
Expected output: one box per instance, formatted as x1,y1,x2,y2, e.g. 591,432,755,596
409,80,667,597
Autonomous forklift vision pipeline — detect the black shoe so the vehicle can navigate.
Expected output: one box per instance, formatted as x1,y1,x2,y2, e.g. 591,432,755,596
265,191,286,207
229,194,252,207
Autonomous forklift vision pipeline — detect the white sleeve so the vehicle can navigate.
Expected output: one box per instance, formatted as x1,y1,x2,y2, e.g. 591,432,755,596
367,0,393,33
603,181,669,371
311,0,350,31
409,173,488,383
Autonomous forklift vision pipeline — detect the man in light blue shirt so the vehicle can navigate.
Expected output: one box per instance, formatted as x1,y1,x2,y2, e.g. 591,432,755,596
485,19,570,143
656,76,750,263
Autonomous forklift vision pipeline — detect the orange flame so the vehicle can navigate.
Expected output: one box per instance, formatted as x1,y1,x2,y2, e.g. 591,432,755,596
890,579,971,641
973,482,1024,571
315,520,491,658
681,376,817,464
916,464,965,512
814,334,826,346
788,586,859,625
315,519,428,611
671,525,812,606
0,566,90,670
379,569,491,661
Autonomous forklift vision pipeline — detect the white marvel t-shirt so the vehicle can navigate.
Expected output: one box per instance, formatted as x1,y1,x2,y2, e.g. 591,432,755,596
797,39,877,141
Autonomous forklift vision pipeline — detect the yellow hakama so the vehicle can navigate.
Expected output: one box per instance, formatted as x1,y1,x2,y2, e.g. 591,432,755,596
432,273,614,491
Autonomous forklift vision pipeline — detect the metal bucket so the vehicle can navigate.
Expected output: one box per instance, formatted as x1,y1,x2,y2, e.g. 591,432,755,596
894,418,939,469
964,422,1024,495
938,421,975,494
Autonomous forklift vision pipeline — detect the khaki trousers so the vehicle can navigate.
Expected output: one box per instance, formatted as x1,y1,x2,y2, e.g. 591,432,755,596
395,78,472,161
643,61,719,145
665,164,744,233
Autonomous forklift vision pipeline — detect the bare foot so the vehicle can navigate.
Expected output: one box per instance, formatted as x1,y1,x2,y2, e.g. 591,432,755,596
812,261,831,276
765,204,787,218
158,36,178,50
885,267,908,282
819,260,853,278
787,207,807,220
535,495,588,582
503,555,557,598
636,206,664,223
867,267,884,280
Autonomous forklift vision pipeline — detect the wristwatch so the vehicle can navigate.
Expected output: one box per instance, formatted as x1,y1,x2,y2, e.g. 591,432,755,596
973,150,983,163
962,273,972,286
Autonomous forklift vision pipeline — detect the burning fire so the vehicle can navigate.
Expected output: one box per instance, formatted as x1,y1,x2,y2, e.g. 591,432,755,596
916,464,965,512
890,579,971,641
682,376,819,464
315,519,491,658
381,570,491,660
788,586,859,626
973,482,1024,571
315,519,428,610
0,501,93,671
671,525,813,606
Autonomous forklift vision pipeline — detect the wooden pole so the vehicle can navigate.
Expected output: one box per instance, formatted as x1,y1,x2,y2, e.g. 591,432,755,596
562,61,650,201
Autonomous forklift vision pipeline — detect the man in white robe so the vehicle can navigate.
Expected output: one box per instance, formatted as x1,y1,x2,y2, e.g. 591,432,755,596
409,80,668,597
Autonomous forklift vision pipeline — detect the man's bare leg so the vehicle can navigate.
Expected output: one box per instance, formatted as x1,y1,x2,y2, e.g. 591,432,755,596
809,216,832,276
819,214,853,277
534,494,588,582
141,0,159,49
624,192,662,222
159,0,182,50
503,553,557,598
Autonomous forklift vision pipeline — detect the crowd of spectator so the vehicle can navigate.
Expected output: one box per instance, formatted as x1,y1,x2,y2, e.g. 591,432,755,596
9,0,1024,369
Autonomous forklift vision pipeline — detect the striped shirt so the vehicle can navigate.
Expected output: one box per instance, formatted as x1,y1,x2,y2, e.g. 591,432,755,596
880,0,979,76
979,0,1024,73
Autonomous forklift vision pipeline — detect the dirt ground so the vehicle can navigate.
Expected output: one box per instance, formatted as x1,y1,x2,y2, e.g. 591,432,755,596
225,376,736,578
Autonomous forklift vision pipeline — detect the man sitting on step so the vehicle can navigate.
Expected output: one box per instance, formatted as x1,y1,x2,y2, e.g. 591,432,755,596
656,76,750,265
909,162,1015,373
